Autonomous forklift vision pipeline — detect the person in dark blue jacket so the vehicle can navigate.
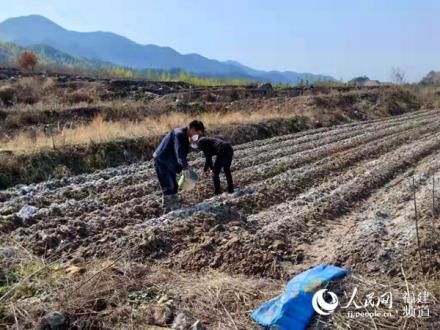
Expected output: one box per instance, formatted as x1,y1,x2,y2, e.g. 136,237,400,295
153,120,205,211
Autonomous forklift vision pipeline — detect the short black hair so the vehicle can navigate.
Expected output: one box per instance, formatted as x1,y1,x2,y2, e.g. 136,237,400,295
189,120,205,133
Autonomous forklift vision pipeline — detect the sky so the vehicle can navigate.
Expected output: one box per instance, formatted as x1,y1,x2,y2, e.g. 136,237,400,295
1,0,439,82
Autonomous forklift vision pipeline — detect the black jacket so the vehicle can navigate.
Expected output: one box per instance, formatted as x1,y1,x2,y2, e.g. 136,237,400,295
198,137,232,171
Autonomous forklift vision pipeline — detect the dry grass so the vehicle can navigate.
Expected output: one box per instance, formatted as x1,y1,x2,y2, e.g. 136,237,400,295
3,245,438,329
0,77,425,154
0,243,281,329
0,77,55,106
0,109,292,153
410,85,440,108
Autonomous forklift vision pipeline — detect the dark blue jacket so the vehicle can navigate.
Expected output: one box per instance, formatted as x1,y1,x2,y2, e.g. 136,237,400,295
153,127,189,173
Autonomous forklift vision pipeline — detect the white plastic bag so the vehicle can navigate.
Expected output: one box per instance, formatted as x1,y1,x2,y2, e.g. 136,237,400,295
178,169,199,191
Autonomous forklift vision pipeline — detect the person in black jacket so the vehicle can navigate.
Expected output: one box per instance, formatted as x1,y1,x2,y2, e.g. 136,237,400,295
153,120,205,210
198,136,234,195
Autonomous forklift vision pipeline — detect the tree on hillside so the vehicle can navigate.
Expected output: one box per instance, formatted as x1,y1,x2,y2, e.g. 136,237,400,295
420,70,440,85
349,76,370,85
18,52,38,71
110,67,134,79
391,67,405,84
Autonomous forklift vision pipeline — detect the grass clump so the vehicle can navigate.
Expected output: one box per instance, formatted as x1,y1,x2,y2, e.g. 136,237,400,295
0,260,64,302
0,110,291,153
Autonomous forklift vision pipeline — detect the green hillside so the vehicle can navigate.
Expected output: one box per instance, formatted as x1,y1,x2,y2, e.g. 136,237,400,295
0,41,109,69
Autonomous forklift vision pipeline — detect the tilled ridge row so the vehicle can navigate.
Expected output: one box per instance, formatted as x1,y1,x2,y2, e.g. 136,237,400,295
101,129,440,277
2,111,435,225
7,114,439,239
233,109,433,151
20,118,440,262
227,120,440,213
329,156,440,278
233,110,434,158
1,110,434,205
234,115,440,186
91,112,438,208
257,131,440,238
143,118,440,224
244,140,440,237
233,111,437,170
90,113,439,210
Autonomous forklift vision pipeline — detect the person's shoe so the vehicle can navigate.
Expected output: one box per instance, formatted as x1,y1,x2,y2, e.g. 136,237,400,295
169,194,180,210
163,194,180,212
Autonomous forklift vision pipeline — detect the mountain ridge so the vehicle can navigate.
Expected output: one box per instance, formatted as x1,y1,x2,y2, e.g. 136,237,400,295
0,15,334,84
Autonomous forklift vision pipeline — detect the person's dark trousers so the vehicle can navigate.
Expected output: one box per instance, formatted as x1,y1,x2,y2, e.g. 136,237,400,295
212,147,234,195
154,159,178,195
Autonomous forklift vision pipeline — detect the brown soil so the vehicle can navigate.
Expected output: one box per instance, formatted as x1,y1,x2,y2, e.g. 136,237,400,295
1,109,439,329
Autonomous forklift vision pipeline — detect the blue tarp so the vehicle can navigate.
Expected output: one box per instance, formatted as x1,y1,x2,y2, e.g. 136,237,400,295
251,264,349,330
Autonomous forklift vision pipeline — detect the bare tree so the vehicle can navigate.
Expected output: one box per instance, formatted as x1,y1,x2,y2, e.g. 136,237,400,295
391,67,405,84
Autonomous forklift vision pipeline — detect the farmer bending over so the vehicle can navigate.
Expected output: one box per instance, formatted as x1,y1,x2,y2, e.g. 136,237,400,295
153,120,205,211
198,136,234,195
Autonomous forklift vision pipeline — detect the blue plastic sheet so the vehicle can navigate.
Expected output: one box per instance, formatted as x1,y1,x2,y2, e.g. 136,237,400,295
251,264,349,330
